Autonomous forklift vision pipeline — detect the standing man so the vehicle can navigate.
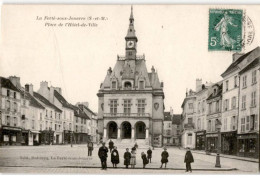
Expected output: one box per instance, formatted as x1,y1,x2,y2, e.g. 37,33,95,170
88,141,94,156
98,142,108,170
147,147,152,163
109,139,114,153
111,146,120,168
124,148,131,168
160,147,169,168
184,147,194,173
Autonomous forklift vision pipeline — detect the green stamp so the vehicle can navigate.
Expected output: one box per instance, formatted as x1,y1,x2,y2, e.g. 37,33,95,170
208,9,243,52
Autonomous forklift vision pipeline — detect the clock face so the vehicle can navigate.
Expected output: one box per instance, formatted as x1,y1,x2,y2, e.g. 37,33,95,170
127,41,135,48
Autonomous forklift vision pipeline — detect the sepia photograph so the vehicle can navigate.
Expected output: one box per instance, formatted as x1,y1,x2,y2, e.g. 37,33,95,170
0,3,259,175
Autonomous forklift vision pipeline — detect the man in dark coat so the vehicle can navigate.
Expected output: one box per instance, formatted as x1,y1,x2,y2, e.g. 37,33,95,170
109,140,114,153
87,141,94,156
111,146,120,168
147,147,152,163
160,147,169,168
124,148,131,168
98,142,108,170
141,152,149,168
184,147,194,172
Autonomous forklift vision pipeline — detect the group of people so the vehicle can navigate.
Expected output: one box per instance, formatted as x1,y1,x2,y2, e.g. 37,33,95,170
97,140,194,172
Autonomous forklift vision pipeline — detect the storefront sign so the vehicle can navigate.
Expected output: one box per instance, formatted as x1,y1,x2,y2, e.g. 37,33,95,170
3,126,21,131
238,134,257,139
206,133,218,137
196,131,205,136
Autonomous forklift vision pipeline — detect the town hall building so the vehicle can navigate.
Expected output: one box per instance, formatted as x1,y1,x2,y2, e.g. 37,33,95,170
97,7,165,147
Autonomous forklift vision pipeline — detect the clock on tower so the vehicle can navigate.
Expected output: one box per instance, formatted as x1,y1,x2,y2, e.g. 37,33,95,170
125,6,138,60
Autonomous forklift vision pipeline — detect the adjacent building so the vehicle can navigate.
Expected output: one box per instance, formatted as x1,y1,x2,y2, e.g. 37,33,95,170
237,49,259,158
97,7,165,147
181,89,196,149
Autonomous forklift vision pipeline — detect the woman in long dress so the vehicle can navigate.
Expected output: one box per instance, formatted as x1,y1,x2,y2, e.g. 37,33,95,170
130,149,136,168
111,146,120,168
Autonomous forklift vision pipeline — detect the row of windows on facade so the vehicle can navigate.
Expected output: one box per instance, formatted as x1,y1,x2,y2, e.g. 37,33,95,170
164,129,180,136
5,100,18,112
111,80,145,90
225,70,257,92
189,90,257,115
109,99,146,114
241,114,258,132
6,90,17,99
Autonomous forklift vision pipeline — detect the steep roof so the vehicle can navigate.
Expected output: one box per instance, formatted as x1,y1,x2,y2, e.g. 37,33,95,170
70,105,90,120
21,91,45,109
33,92,62,112
207,83,223,101
221,47,260,77
172,114,181,125
78,104,97,116
239,57,260,74
164,112,172,121
54,90,74,110
0,77,20,92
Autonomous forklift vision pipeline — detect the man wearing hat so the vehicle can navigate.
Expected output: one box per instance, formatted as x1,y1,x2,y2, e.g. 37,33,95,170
160,147,169,168
98,142,109,170
184,147,194,173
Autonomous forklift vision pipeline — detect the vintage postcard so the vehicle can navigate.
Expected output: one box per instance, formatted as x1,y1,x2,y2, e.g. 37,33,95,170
0,4,259,174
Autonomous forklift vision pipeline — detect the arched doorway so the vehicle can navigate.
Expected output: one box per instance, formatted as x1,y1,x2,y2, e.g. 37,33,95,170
135,121,146,139
107,121,118,139
121,122,132,139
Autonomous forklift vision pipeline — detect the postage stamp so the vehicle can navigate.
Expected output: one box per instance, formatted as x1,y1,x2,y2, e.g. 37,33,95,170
208,9,243,52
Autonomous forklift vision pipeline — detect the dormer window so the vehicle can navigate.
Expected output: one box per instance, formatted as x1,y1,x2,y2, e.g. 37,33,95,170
124,81,132,89
139,81,144,90
213,88,217,95
111,81,117,89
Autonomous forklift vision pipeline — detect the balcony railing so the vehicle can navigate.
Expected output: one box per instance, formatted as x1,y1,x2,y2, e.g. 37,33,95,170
104,113,150,118
184,123,195,129
117,54,145,61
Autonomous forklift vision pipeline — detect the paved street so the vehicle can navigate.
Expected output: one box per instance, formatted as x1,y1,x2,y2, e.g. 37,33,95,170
0,145,258,174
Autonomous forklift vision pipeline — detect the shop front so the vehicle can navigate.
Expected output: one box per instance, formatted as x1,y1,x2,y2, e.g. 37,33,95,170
206,133,218,153
196,130,206,150
221,131,237,155
74,132,90,144
63,130,73,144
237,133,259,158
0,126,22,146
39,129,54,145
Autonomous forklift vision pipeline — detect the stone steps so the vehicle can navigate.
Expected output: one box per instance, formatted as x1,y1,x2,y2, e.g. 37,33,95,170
104,139,150,149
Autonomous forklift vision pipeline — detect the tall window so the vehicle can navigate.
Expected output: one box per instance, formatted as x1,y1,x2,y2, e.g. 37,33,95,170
7,90,10,97
250,115,255,131
6,100,11,110
251,91,256,107
232,97,236,109
112,81,117,89
209,103,212,114
225,80,229,91
198,102,201,113
13,102,17,112
137,99,146,115
224,118,227,130
224,99,229,111
13,117,17,126
202,100,205,112
14,92,16,99
32,120,35,129
139,81,144,90
46,110,48,117
208,120,211,132
123,99,131,115
188,103,193,110
242,75,247,88
234,76,238,87
241,118,245,132
197,118,201,130
252,70,257,84
231,116,236,130
6,116,10,126
216,101,219,112
246,116,250,130
40,113,42,120
110,100,118,115
242,95,246,109
187,133,192,145
188,118,193,124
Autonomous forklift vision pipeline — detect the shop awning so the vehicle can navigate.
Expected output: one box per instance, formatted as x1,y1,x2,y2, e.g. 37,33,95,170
237,133,258,139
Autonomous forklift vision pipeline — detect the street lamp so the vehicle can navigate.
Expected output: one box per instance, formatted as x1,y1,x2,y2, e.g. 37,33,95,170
215,119,222,168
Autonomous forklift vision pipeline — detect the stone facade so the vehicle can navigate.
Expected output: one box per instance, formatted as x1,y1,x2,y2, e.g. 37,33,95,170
97,7,164,147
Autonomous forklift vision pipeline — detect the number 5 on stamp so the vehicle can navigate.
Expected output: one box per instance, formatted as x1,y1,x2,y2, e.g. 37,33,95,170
208,9,243,52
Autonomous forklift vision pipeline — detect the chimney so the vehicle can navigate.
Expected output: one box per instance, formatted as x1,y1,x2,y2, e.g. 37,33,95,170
151,66,155,73
49,86,55,104
9,76,21,89
40,81,48,90
170,107,173,116
232,53,244,63
196,78,202,92
25,84,33,95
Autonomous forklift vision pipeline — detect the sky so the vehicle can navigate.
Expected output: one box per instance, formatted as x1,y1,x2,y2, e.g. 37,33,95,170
0,5,259,114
